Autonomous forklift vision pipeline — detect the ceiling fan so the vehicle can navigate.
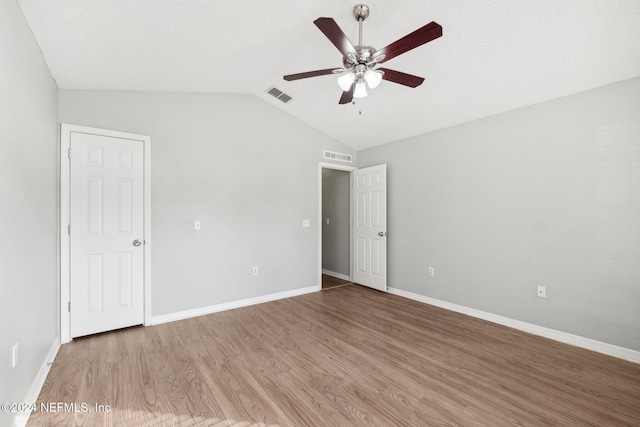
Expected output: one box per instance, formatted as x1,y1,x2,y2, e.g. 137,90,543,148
283,4,442,104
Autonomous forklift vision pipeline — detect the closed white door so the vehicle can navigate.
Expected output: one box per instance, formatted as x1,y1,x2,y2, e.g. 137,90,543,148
352,164,387,291
70,131,144,338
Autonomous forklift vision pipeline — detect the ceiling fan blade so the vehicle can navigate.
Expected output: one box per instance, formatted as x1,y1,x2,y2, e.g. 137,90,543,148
376,22,442,63
314,17,358,60
339,85,354,104
283,68,337,81
378,68,425,88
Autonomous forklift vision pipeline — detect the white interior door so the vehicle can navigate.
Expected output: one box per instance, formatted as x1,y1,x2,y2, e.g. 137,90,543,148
70,131,144,338
352,164,387,291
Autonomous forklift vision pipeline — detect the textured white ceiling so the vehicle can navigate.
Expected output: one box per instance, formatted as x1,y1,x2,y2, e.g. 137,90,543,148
17,0,640,150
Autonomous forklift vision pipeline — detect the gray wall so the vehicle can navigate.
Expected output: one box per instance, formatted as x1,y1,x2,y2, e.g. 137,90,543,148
59,91,353,316
358,77,640,351
0,0,59,424
322,168,350,276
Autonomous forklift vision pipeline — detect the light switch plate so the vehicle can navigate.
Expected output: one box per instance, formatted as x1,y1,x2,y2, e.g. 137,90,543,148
12,342,18,368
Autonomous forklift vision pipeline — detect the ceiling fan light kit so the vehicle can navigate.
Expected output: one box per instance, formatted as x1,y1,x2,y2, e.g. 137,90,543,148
337,71,356,91
364,69,383,89
283,4,442,104
354,80,368,98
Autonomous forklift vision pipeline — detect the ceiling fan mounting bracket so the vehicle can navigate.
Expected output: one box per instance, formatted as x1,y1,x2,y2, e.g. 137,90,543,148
353,4,370,22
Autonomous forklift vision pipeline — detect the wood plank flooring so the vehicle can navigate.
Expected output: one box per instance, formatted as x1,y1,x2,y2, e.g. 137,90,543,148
29,285,640,426
322,274,352,289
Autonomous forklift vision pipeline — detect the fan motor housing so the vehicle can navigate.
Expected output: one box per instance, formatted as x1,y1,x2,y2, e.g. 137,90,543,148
343,45,377,68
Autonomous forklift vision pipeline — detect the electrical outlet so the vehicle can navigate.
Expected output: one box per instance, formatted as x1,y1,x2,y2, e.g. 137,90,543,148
303,219,310,228
537,286,546,298
12,342,19,368
428,267,434,276
252,266,258,275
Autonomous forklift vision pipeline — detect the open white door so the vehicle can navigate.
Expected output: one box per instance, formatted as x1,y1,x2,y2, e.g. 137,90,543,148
352,164,387,291
69,131,145,337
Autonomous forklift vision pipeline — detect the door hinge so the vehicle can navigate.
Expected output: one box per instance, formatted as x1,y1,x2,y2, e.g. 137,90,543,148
68,301,71,312
68,225,70,235
67,148,71,159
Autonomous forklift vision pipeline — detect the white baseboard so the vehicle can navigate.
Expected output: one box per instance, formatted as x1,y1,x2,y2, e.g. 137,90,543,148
322,269,351,282
13,337,61,427
387,287,640,365
152,286,318,325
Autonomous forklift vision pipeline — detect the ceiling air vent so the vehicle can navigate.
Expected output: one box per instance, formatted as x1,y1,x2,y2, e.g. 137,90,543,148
266,86,292,103
323,150,353,163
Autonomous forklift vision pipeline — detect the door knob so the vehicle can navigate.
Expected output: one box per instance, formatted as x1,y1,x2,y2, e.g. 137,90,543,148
133,239,142,246
378,232,387,237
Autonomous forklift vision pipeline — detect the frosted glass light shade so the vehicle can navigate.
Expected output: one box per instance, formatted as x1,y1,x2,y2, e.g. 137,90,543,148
353,81,368,98
364,70,383,89
337,72,356,91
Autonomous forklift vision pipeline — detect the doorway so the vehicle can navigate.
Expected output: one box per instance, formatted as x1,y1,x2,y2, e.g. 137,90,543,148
318,162,388,291
319,162,356,289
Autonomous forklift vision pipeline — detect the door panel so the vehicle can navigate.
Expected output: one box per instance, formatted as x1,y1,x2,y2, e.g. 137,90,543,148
352,164,387,291
70,132,144,338
87,254,103,311
117,252,133,306
118,179,133,233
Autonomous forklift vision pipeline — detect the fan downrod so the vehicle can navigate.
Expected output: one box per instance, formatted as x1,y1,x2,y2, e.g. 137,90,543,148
343,4,380,68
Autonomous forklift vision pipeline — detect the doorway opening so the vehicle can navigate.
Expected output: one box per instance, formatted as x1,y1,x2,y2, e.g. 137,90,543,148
319,162,356,289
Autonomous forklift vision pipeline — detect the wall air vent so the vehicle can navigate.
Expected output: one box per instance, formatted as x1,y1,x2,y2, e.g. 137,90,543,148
323,150,353,163
266,86,292,103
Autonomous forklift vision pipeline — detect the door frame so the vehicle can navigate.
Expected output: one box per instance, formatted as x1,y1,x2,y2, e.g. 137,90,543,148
318,162,357,289
60,123,152,343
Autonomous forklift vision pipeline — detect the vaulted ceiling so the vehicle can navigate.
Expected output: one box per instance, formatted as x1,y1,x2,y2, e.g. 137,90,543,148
17,0,640,150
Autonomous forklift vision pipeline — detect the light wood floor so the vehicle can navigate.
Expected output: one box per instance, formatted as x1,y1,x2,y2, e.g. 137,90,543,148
29,285,640,426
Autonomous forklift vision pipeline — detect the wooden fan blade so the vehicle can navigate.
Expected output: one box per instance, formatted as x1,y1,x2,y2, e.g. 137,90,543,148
339,85,354,104
378,68,425,88
283,68,337,81
314,17,358,60
377,22,442,63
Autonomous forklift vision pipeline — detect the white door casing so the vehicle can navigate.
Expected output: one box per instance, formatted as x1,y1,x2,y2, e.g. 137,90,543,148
352,164,387,291
61,124,151,342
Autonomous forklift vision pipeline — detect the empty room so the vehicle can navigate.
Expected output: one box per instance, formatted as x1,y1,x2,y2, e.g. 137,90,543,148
1,1,639,426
